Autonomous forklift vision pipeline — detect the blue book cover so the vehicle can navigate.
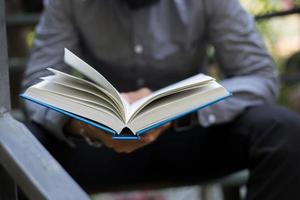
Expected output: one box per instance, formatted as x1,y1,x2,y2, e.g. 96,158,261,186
20,93,231,140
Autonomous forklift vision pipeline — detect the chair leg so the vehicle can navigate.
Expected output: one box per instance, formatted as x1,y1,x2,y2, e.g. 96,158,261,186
0,164,18,200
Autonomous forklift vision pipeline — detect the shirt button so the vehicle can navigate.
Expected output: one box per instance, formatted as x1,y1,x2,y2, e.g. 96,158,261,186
208,114,216,124
134,44,143,54
137,77,145,87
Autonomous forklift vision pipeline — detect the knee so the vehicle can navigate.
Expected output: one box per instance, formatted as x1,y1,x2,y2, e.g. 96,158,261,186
275,107,300,160
245,105,300,134
245,105,300,162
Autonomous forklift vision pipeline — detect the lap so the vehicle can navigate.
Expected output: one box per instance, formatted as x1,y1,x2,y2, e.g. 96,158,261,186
26,104,300,191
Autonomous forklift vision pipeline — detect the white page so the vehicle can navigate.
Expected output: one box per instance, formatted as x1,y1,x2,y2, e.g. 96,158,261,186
25,88,125,133
41,74,123,115
128,82,229,133
64,48,129,112
128,74,214,121
35,80,122,119
41,75,114,106
47,68,125,118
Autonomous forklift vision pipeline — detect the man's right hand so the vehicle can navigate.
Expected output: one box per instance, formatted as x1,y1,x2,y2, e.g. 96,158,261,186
65,119,171,153
65,87,171,153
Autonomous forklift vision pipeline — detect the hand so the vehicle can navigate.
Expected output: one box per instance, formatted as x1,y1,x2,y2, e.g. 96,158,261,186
65,87,170,153
89,122,171,153
66,119,171,153
121,87,152,104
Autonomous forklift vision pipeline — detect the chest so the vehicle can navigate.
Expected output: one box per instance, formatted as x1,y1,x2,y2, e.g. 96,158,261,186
72,0,207,64
71,0,209,90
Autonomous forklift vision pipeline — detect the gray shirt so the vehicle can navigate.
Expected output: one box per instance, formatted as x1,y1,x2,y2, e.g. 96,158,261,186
22,0,279,142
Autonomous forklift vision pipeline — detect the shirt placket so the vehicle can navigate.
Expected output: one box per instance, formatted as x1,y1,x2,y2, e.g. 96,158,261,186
132,10,146,88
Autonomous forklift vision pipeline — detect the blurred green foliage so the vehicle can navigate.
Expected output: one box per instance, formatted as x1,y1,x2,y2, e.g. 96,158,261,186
241,0,300,15
26,30,35,48
240,0,300,109
240,0,280,15
241,0,300,68
240,0,282,66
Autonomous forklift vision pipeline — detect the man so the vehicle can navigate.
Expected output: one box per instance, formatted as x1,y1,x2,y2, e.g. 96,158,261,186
22,0,300,199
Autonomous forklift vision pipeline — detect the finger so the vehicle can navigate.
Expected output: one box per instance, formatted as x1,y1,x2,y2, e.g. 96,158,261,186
121,88,152,104
140,129,160,143
113,140,147,153
121,93,133,103
161,122,172,130
83,124,148,153
128,88,152,103
138,87,152,96
84,120,171,153
84,125,121,148
147,122,171,136
140,123,171,143
141,127,167,143
126,92,137,103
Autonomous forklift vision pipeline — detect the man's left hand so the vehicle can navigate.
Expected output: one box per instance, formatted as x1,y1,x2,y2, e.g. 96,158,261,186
121,87,152,104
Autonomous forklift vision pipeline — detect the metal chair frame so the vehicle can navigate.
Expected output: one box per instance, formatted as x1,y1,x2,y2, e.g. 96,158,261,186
0,1,90,199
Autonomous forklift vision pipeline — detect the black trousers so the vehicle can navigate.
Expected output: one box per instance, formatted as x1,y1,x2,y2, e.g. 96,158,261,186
27,105,300,200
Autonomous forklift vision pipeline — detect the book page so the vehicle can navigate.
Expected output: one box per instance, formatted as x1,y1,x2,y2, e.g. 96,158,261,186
36,80,123,119
41,75,116,108
127,74,214,121
25,87,125,133
128,82,229,133
44,69,126,119
64,48,129,112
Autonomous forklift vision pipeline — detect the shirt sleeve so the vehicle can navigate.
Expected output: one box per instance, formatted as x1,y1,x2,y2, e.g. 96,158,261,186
197,0,280,127
22,0,80,143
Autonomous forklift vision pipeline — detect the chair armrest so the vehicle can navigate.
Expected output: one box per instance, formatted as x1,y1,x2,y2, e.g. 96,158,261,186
0,113,90,200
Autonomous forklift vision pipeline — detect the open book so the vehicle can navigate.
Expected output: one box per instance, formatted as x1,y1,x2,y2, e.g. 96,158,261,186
21,49,231,139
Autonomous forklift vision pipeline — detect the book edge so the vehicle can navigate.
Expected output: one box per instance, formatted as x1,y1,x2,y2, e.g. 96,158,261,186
136,92,232,135
20,94,117,135
20,92,231,139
